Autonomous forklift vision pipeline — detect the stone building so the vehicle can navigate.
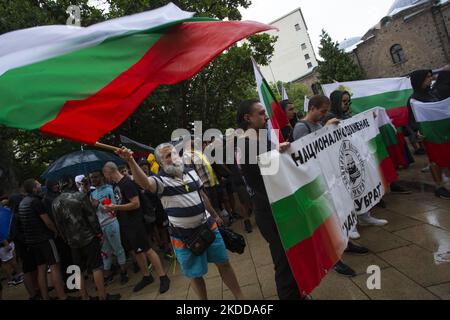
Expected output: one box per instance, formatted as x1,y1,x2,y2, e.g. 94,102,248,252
341,0,449,78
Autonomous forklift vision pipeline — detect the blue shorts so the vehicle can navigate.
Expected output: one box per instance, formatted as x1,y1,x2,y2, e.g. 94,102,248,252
172,227,229,278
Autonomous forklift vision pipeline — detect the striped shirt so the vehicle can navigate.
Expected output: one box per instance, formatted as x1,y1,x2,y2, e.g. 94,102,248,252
150,169,210,229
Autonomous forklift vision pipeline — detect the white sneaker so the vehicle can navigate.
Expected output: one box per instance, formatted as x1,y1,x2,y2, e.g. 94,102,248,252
358,213,388,227
349,230,361,240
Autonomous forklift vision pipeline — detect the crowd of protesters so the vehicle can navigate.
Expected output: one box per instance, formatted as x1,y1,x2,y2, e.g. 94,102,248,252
0,69,449,300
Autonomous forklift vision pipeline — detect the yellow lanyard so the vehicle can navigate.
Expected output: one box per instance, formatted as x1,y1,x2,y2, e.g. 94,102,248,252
194,151,217,186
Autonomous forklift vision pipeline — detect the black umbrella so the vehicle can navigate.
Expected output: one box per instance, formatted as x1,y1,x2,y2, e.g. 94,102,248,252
41,149,125,181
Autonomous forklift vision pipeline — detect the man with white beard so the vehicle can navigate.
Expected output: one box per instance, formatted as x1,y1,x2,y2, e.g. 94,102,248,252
116,143,245,300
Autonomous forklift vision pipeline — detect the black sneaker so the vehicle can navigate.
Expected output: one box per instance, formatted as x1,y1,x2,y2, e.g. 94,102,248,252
390,182,412,194
345,241,369,255
133,275,154,292
333,260,356,277
159,275,171,294
435,187,450,200
120,272,129,285
104,274,114,286
105,293,121,300
244,219,253,233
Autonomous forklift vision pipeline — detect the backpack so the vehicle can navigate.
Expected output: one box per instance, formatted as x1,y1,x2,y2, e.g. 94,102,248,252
134,182,156,225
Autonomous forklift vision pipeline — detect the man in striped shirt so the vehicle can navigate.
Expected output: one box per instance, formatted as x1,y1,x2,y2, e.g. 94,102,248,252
116,143,244,300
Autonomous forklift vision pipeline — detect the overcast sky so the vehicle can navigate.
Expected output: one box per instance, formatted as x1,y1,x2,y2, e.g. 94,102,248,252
241,0,394,54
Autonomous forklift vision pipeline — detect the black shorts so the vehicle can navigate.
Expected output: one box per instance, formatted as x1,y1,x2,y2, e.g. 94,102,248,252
15,240,37,273
71,238,103,273
29,239,59,267
120,216,151,254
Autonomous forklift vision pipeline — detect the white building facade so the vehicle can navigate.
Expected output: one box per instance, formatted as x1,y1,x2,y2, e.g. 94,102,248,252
260,8,318,84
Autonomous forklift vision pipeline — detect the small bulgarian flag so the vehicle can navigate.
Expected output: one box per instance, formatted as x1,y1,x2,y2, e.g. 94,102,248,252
0,3,273,144
251,57,289,144
322,77,412,168
369,108,399,186
410,97,450,167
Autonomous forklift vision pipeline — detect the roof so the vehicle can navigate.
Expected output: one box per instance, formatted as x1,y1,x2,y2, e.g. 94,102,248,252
338,37,363,53
387,0,429,16
268,7,308,30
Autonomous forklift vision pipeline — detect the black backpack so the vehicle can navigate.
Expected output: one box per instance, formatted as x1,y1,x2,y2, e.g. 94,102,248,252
134,183,156,225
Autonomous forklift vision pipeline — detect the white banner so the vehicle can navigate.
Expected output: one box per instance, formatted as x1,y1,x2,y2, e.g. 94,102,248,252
259,110,385,239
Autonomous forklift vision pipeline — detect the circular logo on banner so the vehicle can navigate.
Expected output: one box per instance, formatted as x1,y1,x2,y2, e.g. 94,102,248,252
339,140,366,198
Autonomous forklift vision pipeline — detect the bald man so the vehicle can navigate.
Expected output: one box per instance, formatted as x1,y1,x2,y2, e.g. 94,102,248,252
102,162,170,294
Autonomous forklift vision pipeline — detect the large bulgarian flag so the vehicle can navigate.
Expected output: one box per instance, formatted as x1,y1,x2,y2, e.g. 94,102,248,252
322,77,412,168
0,3,273,144
410,97,450,167
252,57,289,144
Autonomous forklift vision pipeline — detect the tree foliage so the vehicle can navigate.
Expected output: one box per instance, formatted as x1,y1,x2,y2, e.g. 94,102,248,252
316,30,365,84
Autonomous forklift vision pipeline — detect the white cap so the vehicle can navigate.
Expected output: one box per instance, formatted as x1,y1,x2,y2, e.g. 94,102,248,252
75,175,85,185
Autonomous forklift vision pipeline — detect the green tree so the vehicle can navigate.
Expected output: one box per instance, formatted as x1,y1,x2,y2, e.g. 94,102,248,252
270,81,309,112
316,30,364,84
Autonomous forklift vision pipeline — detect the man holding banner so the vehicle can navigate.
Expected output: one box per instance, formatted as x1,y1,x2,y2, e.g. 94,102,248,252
258,95,387,295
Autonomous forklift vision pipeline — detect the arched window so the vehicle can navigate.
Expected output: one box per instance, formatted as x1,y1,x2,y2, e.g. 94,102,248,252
391,44,406,64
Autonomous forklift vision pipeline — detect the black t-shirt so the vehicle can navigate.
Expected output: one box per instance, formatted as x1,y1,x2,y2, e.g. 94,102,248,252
18,195,53,245
113,176,143,225
237,136,274,215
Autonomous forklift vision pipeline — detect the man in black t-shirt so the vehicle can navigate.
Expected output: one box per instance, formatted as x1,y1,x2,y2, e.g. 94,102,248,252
236,99,302,300
17,179,67,300
103,162,170,294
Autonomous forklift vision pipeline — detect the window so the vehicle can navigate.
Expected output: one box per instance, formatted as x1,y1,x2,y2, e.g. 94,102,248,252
304,54,310,60
390,44,406,64
295,23,301,31
301,43,307,50
307,62,313,69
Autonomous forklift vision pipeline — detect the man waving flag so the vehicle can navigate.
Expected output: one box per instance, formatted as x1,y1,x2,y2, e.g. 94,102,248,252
0,3,273,144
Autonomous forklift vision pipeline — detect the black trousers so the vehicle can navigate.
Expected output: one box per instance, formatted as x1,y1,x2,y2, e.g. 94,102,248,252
252,194,302,300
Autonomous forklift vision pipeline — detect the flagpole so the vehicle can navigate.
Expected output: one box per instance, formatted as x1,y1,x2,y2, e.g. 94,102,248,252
94,142,121,153
268,64,281,96
251,57,281,96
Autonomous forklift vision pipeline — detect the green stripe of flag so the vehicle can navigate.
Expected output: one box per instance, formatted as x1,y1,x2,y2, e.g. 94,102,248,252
271,176,334,250
369,134,389,163
379,123,398,148
351,89,412,112
260,79,274,118
419,118,450,144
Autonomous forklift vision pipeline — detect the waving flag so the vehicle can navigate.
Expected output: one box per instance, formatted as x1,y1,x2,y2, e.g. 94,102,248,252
0,3,273,144
252,57,289,144
410,97,450,167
